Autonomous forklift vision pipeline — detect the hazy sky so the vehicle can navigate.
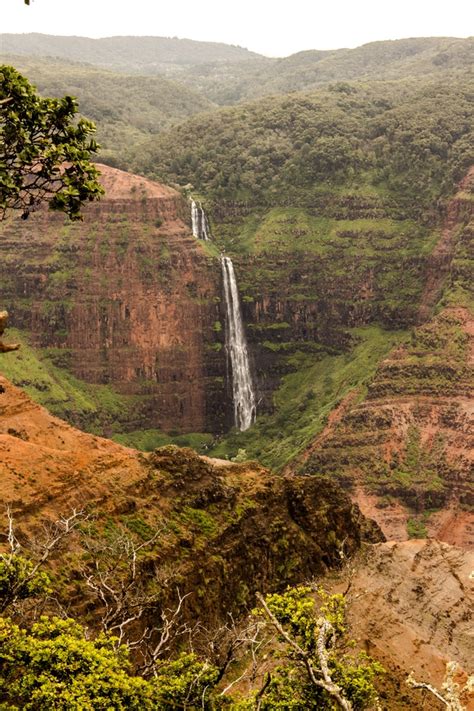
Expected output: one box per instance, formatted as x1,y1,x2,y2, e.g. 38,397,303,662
2,0,473,57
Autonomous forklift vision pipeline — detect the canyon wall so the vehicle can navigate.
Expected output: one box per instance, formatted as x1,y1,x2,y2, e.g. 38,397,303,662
213,189,451,411
1,165,472,443
292,171,474,546
0,165,230,434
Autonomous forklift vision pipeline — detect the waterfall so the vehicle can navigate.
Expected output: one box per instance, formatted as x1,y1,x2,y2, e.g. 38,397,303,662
190,199,211,241
191,199,200,238
221,256,256,431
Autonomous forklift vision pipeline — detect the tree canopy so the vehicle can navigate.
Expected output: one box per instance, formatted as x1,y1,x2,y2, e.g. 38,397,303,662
0,65,103,220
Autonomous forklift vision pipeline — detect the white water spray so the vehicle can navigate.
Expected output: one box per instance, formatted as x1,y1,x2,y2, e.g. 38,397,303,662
221,256,256,431
191,199,200,238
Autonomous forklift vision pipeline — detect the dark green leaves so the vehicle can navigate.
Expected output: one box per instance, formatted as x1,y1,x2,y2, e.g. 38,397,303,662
1,65,104,220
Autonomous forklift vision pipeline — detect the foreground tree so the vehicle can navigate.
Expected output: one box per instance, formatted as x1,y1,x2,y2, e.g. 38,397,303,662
1,512,385,709
1,65,103,220
245,586,384,710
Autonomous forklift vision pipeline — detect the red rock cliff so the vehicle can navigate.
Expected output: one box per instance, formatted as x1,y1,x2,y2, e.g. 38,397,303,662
0,165,227,434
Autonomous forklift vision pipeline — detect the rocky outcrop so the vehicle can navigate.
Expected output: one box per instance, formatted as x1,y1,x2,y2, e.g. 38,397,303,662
0,374,382,626
0,165,228,434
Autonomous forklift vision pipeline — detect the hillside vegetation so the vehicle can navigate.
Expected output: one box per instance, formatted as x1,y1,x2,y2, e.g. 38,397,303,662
2,34,472,105
0,33,261,74
0,55,215,164
134,76,474,217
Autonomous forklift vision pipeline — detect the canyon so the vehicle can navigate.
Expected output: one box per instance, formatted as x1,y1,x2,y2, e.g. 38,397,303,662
1,161,473,549
1,44,473,706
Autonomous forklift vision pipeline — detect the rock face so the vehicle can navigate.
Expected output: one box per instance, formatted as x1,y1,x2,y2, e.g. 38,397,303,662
0,373,382,625
287,170,474,546
299,306,474,547
330,539,474,708
0,165,228,434
213,170,474,412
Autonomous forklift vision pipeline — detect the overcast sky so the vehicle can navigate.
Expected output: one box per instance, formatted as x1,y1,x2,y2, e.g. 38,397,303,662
2,0,473,57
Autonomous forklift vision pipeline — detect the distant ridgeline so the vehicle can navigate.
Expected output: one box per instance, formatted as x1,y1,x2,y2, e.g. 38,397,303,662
1,35,473,166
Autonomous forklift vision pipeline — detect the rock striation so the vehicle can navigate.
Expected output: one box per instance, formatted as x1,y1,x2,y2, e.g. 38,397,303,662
0,165,228,434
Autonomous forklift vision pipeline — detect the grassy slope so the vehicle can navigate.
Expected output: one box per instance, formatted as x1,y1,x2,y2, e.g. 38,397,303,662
209,326,406,470
0,329,134,434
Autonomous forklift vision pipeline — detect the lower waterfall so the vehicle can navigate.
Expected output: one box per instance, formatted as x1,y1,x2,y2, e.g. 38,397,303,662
221,256,256,431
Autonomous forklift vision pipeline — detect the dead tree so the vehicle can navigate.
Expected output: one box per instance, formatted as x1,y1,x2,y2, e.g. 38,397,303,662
0,506,88,614
80,529,194,674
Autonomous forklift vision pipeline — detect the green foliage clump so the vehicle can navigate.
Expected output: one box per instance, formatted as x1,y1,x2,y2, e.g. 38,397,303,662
406,517,429,539
253,586,384,710
152,653,219,709
1,65,103,220
0,616,219,710
0,554,51,612
0,616,150,709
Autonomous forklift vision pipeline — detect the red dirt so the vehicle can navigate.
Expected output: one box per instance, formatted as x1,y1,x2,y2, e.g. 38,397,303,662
330,539,474,709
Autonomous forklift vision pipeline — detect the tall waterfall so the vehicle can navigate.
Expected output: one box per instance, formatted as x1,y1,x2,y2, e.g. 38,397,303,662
190,199,211,241
221,256,256,431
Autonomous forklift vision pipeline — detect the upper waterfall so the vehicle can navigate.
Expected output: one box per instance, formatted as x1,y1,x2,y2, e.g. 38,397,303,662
190,199,211,241
221,255,256,431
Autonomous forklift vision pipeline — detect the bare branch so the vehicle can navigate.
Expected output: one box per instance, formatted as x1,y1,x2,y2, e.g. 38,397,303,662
256,592,353,711
6,506,20,555
407,663,474,711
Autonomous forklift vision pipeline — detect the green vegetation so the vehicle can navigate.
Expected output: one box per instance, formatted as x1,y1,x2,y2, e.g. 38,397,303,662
406,517,429,539
0,34,260,75
0,549,383,710
0,616,219,710
210,326,405,470
136,77,473,217
1,64,103,219
113,429,214,453
226,209,432,256
2,35,472,105
0,55,215,167
246,586,384,710
0,328,137,433
441,190,474,311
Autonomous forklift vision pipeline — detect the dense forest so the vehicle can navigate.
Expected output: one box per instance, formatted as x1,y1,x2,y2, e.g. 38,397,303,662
133,76,474,217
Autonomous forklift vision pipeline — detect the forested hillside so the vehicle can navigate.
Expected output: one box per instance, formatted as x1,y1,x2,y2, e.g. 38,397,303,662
2,34,472,104
134,76,474,216
0,33,262,73
0,55,215,164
